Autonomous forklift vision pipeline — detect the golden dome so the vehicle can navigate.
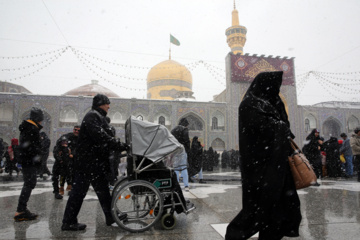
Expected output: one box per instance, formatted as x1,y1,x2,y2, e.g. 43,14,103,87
147,59,193,100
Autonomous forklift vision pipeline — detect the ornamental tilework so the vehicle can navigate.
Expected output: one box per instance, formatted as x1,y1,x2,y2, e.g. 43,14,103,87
319,110,344,124
177,107,205,118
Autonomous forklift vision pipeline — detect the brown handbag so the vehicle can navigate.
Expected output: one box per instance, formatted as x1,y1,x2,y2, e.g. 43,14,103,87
288,139,317,189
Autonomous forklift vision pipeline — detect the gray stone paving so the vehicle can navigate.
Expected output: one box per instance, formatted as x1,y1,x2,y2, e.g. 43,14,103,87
1,169,360,239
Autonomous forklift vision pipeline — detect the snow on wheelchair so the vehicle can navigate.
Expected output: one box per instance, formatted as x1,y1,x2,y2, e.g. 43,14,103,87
111,116,194,233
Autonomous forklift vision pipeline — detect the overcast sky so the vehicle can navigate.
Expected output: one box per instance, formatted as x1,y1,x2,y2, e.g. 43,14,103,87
1,0,359,105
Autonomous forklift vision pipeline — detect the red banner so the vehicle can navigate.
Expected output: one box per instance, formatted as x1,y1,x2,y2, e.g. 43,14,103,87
230,54,295,85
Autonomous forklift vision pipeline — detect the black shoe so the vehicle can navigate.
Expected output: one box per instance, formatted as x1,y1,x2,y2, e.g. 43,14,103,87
199,179,207,184
14,209,38,222
54,193,63,200
106,216,115,226
313,182,321,187
61,223,87,231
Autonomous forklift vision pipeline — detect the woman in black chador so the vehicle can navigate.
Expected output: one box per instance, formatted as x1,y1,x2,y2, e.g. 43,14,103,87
323,137,342,178
225,71,302,240
302,129,322,179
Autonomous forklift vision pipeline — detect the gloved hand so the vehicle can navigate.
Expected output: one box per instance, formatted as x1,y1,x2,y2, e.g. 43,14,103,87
116,138,129,152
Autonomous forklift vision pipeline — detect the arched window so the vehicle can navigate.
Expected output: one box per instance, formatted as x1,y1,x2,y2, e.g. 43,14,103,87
323,117,341,139
159,116,165,125
112,112,122,124
211,138,225,151
305,114,316,132
348,115,359,132
305,119,310,132
211,111,225,131
212,117,218,130
0,104,13,122
60,109,78,123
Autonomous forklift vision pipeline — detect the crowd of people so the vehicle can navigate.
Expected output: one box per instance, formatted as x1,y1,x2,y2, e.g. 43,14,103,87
6,94,201,230
2,75,360,238
302,128,360,183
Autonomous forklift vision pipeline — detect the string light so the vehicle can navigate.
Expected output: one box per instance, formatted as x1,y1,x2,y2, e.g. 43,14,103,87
315,74,345,101
1,47,69,72
313,71,360,84
74,47,200,70
315,70,360,75
1,48,67,82
0,46,67,60
71,48,147,92
313,72,360,94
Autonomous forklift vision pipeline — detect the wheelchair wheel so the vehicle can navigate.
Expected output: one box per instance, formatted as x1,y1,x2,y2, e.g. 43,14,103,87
161,213,177,230
111,180,164,233
111,177,128,197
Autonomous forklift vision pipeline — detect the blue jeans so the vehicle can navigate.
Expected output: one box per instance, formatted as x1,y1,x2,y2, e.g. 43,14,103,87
345,155,353,176
174,151,189,187
175,169,189,187
193,168,203,179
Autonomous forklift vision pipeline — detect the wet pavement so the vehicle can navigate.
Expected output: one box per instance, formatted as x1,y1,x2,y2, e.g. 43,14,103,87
1,167,360,240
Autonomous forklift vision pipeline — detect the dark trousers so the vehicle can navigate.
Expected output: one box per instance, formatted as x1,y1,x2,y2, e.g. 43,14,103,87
38,154,51,177
17,166,37,212
62,171,112,225
52,173,71,193
354,155,360,180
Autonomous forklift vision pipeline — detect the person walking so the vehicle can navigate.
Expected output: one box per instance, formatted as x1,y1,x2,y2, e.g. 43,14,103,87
52,136,72,199
323,137,342,178
171,118,191,191
225,71,301,240
60,125,80,193
38,132,51,180
61,94,127,231
4,138,20,176
340,133,353,178
14,107,44,222
350,127,360,182
303,129,322,185
190,136,206,183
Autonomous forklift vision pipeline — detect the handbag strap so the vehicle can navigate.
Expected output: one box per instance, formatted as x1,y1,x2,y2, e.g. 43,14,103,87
289,138,301,153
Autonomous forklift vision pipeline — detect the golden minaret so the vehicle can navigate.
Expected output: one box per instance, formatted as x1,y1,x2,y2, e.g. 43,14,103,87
225,1,247,54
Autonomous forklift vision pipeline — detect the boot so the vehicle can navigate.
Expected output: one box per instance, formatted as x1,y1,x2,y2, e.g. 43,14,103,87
66,185,72,191
59,186,64,195
199,179,207,184
54,192,63,199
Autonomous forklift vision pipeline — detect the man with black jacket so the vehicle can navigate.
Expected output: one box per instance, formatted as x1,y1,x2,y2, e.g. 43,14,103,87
61,94,127,231
14,107,44,222
171,118,191,191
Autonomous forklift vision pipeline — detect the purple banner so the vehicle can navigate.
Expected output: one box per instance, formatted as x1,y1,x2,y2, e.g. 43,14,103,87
231,54,295,85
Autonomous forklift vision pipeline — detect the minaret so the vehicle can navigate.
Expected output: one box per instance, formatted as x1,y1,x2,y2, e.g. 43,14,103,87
225,1,247,54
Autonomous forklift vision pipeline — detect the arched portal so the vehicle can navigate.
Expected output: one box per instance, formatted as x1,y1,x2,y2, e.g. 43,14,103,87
181,114,204,131
211,138,225,152
322,117,341,140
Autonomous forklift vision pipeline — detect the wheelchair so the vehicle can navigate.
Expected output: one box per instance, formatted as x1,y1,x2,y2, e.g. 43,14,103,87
111,116,193,233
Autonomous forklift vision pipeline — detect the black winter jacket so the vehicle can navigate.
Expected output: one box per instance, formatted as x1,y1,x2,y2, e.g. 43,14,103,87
171,125,190,154
74,107,120,175
18,120,43,167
